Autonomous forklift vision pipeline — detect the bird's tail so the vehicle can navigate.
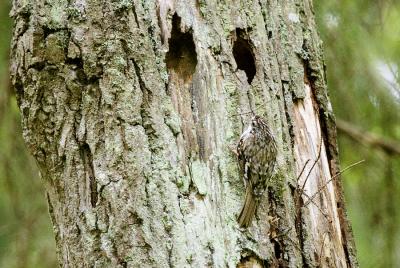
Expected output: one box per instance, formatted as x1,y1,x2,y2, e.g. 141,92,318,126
238,186,258,228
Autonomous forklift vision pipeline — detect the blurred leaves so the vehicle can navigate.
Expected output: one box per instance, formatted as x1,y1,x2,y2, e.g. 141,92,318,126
315,0,400,267
0,1,57,267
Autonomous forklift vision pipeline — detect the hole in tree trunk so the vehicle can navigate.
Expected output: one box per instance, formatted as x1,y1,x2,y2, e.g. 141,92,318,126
165,13,200,164
232,29,256,84
165,14,197,81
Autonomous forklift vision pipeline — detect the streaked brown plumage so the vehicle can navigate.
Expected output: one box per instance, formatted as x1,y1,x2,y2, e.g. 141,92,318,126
237,115,277,228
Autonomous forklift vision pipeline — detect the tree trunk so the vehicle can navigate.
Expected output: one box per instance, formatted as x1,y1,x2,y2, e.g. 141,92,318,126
10,0,358,267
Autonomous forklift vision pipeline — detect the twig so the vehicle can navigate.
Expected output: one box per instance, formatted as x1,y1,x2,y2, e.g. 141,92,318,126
301,191,330,220
317,232,328,267
337,119,400,155
300,135,323,196
304,160,365,207
296,159,310,182
229,110,254,117
294,137,323,226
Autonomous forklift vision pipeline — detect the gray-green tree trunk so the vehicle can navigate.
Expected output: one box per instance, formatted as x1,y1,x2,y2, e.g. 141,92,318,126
10,0,358,267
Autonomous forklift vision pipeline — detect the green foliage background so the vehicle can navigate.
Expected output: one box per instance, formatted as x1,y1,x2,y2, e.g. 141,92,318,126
315,1,400,267
0,0,399,267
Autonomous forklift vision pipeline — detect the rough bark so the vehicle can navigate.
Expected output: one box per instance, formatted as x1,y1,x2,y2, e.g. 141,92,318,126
10,0,358,267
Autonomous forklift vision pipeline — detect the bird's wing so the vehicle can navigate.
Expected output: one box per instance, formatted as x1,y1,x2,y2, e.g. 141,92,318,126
237,138,246,177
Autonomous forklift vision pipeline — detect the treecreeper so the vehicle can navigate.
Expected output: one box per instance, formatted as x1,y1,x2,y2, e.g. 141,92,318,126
237,115,278,227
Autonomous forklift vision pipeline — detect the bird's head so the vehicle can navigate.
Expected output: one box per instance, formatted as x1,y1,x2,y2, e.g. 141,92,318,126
251,115,264,127
250,115,273,137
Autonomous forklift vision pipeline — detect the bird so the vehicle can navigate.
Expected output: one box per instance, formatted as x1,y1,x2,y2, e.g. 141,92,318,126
237,115,278,228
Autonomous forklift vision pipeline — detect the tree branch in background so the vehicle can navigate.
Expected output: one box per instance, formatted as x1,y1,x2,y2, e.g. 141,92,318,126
336,119,400,156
